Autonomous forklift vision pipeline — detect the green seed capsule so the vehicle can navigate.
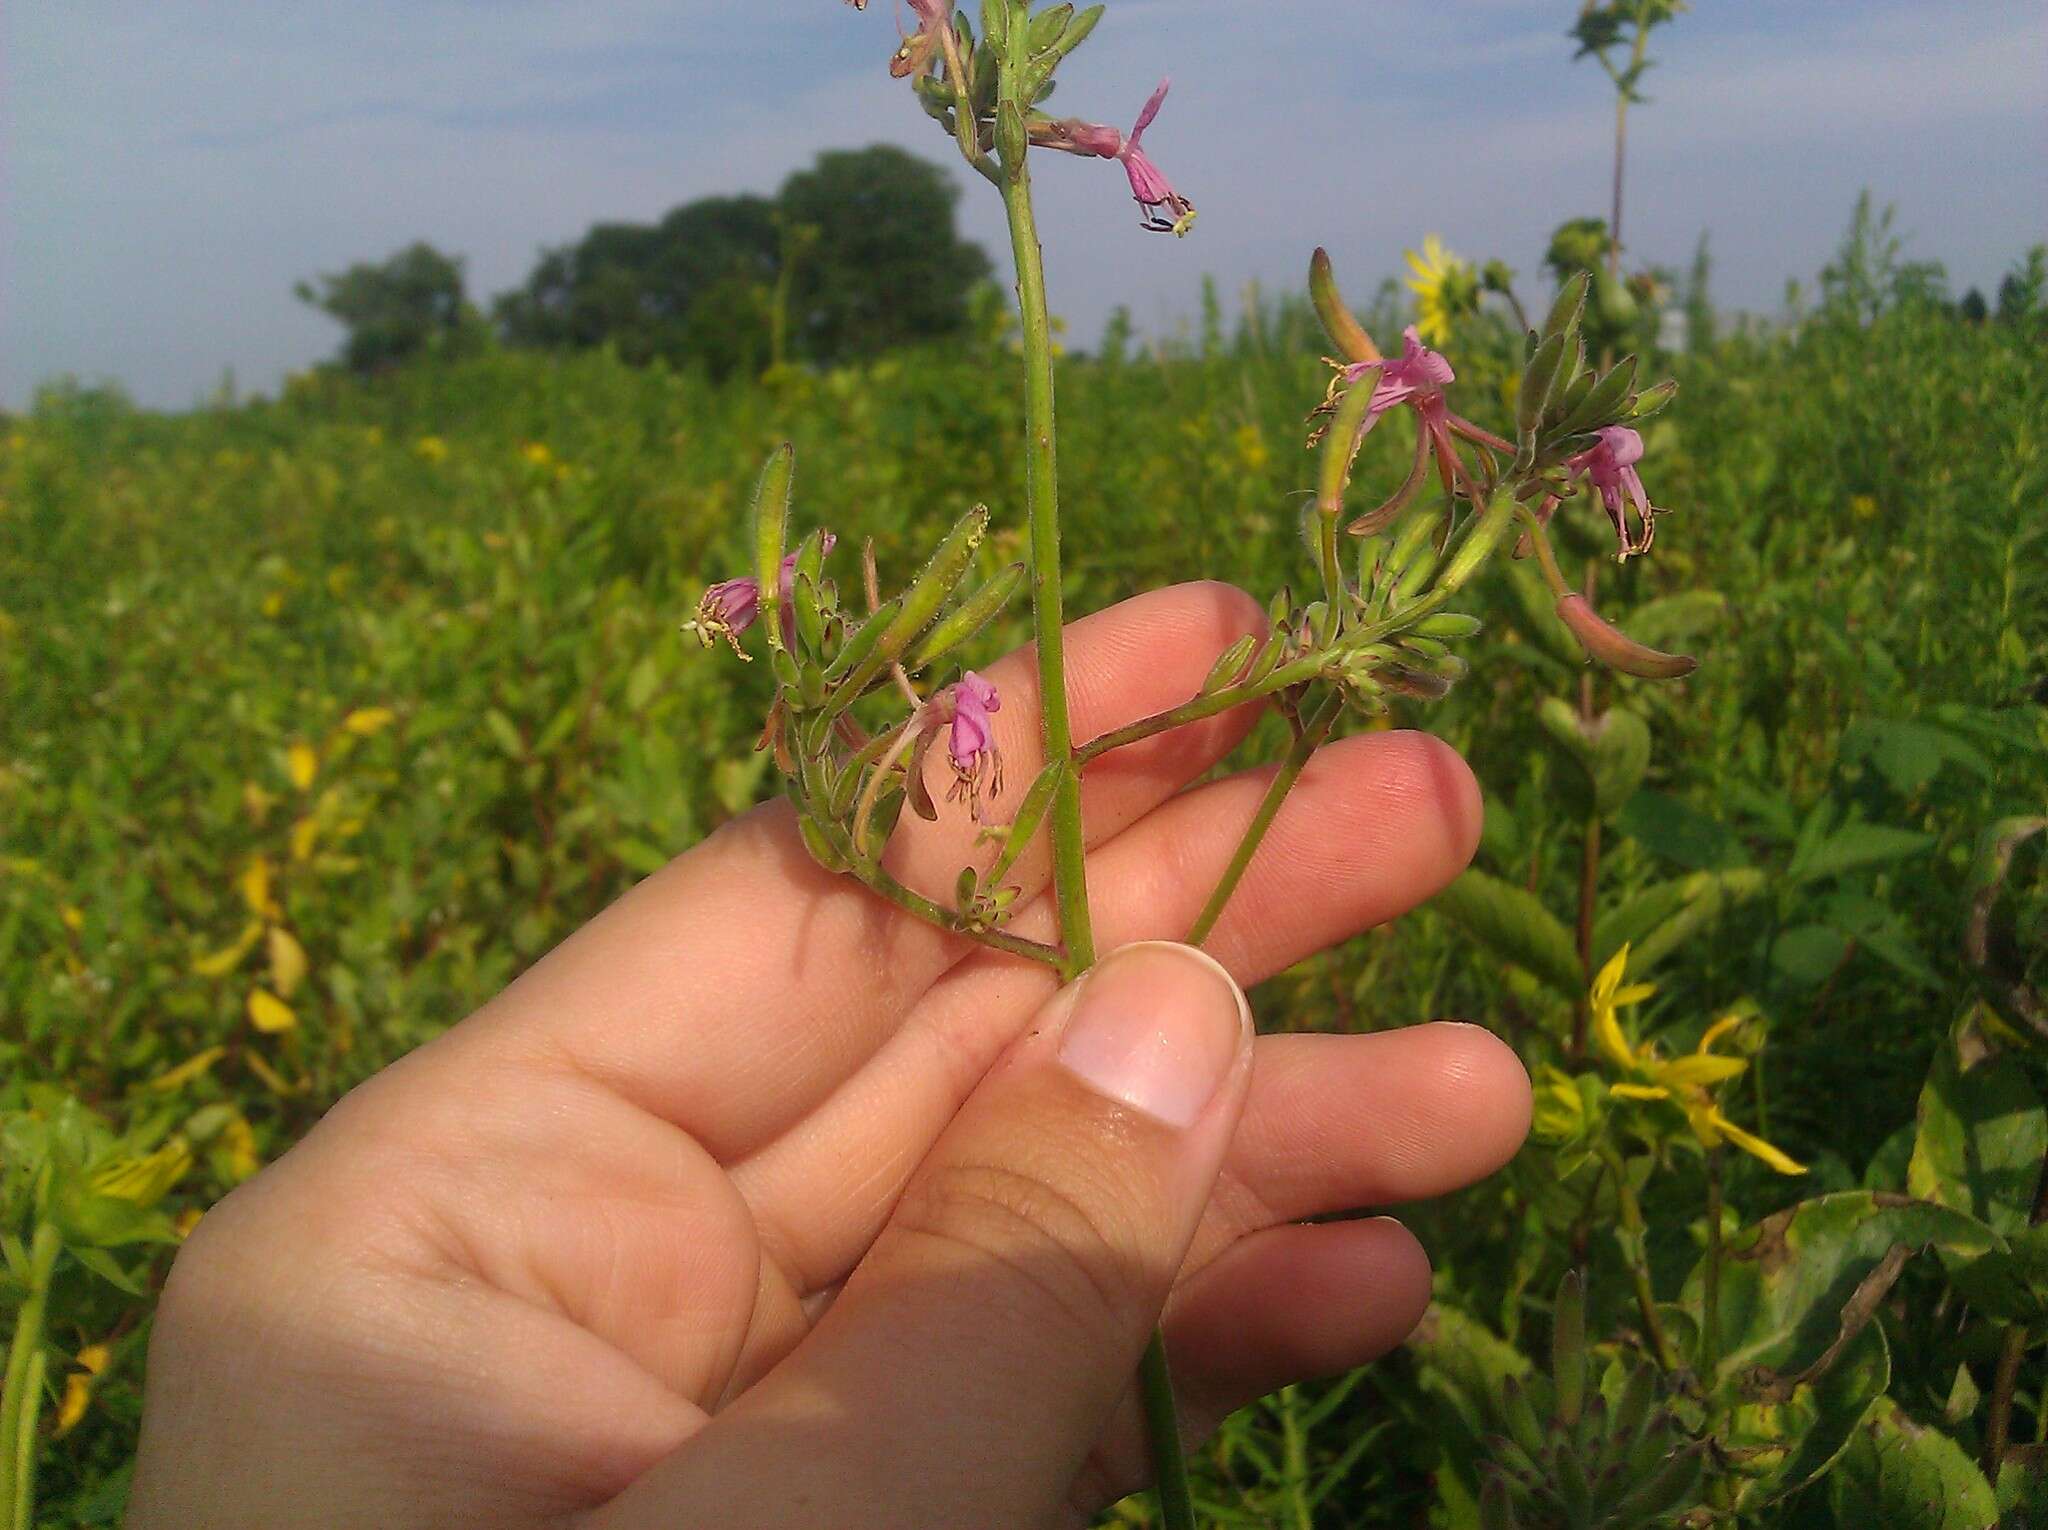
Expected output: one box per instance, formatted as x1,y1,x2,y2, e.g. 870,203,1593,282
908,561,1026,670
751,443,794,652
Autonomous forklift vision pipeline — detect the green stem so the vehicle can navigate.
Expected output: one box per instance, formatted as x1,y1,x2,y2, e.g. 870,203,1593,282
996,43,1184,1527
0,1222,60,1530
1702,1147,1724,1383
1601,1148,1678,1373
848,857,1066,971
1187,691,1341,947
1279,1386,1313,1530
1075,590,1456,770
1138,1334,1197,1529
1000,137,1094,976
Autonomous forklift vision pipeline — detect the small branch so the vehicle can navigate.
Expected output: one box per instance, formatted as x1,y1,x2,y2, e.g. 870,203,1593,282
1186,691,1339,946
847,857,1068,970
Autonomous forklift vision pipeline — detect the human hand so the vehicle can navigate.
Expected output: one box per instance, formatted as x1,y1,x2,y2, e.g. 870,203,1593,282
128,582,1531,1529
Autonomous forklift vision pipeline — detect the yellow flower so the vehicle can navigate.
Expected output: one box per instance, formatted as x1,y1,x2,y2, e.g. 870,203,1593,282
1590,946,1807,1176
342,706,397,737
1404,235,1478,347
247,987,297,1034
413,434,449,463
148,1046,228,1092
519,441,554,470
89,1138,193,1206
267,925,308,997
194,919,264,977
286,741,318,792
53,1344,111,1438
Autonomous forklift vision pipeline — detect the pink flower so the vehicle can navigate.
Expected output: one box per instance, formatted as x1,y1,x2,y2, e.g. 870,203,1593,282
1117,80,1194,234
1566,426,1661,558
687,534,836,655
1311,324,1513,531
946,671,1003,815
1029,80,1194,235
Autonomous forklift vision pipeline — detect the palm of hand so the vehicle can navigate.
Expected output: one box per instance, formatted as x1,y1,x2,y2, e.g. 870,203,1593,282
130,585,1530,1529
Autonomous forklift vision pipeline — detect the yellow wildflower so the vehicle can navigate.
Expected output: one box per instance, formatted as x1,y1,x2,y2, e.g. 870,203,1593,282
1590,945,1807,1176
148,1046,228,1092
174,1207,204,1240
342,706,397,736
286,741,318,791
413,434,449,463
194,919,264,977
267,925,308,997
247,988,297,1034
54,1344,112,1438
237,856,277,919
1403,235,1479,347
519,441,554,470
89,1138,193,1206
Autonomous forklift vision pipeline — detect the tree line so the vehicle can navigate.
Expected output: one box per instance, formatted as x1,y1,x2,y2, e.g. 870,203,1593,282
295,145,991,379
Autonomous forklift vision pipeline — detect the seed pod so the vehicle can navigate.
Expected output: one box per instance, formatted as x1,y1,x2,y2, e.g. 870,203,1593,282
1027,3,1073,53
1555,354,1638,437
986,760,1066,886
1318,373,1381,517
823,595,902,684
1517,331,1568,439
1542,271,1590,341
831,507,989,711
907,561,1026,670
1556,594,1699,679
979,0,1007,48
1628,379,1679,420
1200,634,1260,695
1057,4,1104,59
797,813,848,873
1412,611,1482,639
1309,247,1380,363
1437,488,1518,594
751,443,794,652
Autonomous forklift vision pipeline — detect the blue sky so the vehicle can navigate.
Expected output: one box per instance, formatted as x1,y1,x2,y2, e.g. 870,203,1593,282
4,1,2043,409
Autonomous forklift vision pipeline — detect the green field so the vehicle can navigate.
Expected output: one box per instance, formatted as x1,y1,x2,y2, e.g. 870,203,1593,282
4,284,2046,1524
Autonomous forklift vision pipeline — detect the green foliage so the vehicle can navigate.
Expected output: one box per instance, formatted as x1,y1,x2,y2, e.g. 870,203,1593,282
293,242,483,376
2,257,2045,1525
777,145,994,362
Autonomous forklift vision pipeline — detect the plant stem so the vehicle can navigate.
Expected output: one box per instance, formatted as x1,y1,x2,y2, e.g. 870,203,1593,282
0,1221,60,1530
1572,559,1601,1057
1186,691,1341,947
1702,1147,1724,1383
995,33,1188,1524
1984,1139,2048,1474
849,858,1067,969
1074,591,1456,769
1279,1385,1314,1530
1609,16,1649,278
1000,144,1095,977
1601,1147,1678,1373
1138,1334,1197,1528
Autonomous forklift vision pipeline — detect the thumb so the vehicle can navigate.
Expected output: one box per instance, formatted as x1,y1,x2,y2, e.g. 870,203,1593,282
604,941,1253,1530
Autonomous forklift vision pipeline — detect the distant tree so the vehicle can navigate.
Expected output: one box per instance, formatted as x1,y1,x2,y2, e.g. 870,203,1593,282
494,196,781,368
295,242,479,375
1958,287,1989,324
777,145,992,363
1996,246,2047,325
